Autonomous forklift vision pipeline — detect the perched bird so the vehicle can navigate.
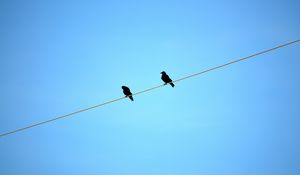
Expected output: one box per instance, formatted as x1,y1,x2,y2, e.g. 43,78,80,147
122,86,134,101
161,71,175,87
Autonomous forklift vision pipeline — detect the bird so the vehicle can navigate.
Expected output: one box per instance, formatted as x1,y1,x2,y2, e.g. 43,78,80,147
161,71,175,87
121,86,134,101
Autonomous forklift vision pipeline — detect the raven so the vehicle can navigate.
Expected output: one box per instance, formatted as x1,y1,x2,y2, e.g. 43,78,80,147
122,86,134,101
161,71,175,87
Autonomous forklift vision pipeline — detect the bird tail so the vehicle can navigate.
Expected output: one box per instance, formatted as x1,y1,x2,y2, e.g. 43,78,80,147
129,96,134,101
170,82,175,87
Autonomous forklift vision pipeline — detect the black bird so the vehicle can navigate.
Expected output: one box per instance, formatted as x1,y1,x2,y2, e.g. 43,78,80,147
122,86,134,101
161,71,175,87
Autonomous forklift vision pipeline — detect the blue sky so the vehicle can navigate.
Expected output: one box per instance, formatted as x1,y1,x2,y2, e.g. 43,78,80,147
0,0,300,175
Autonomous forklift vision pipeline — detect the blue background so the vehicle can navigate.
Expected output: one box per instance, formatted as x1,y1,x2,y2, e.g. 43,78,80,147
1,0,300,174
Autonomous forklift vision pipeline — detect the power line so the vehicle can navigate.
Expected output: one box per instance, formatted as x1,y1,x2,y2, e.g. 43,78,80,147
1,39,299,137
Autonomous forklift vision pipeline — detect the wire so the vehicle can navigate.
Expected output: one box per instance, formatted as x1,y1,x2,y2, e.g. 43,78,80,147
1,39,299,137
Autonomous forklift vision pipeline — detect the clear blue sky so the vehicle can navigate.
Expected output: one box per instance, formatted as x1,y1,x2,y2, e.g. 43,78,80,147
1,0,300,175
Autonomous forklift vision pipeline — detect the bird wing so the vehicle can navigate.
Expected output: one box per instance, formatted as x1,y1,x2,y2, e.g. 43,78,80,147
164,75,172,82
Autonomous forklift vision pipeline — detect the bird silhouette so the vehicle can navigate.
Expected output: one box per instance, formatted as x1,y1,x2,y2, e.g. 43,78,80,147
161,71,175,87
122,86,134,101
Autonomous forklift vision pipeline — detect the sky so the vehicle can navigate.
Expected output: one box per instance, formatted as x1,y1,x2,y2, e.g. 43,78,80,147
0,0,300,175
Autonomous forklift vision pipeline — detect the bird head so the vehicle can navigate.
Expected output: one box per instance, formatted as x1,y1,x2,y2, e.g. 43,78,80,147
161,71,166,75
121,86,126,89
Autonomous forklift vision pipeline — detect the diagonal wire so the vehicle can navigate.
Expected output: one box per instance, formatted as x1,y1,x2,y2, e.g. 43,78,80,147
1,39,299,137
